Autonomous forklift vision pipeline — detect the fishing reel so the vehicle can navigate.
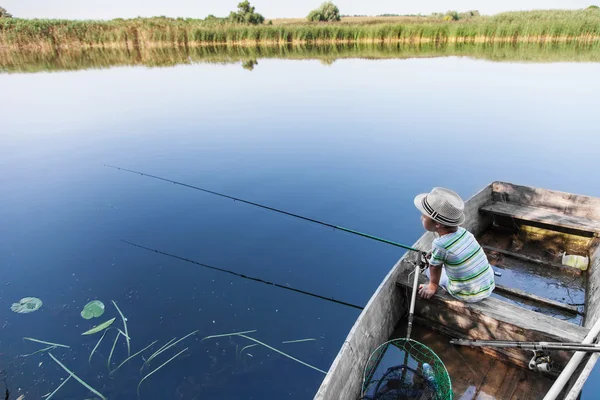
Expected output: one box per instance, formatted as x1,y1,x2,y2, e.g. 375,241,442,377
528,350,552,373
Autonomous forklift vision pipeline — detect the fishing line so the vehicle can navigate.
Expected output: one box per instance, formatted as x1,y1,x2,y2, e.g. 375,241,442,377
105,165,422,254
121,239,364,310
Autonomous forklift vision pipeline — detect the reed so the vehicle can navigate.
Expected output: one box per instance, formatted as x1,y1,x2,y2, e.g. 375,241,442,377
1,9,599,52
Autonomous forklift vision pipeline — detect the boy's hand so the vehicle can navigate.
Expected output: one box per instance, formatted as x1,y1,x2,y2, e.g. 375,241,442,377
418,282,438,299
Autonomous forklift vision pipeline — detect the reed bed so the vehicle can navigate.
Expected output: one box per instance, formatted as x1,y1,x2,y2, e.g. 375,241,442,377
1,9,599,52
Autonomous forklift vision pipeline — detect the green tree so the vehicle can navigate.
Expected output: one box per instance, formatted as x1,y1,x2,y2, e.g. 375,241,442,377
444,10,460,21
0,6,12,18
307,2,341,22
229,1,265,25
587,5,599,9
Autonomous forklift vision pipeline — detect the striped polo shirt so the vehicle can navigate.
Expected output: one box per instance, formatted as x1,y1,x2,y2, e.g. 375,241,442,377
430,227,495,302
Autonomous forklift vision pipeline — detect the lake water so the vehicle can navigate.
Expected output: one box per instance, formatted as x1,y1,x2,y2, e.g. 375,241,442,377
1,47,600,399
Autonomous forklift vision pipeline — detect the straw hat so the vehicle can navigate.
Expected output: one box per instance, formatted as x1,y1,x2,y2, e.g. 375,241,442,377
414,187,466,227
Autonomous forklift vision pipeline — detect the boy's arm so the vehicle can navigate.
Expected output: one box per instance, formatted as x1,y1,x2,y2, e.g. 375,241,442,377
418,264,441,299
418,244,445,299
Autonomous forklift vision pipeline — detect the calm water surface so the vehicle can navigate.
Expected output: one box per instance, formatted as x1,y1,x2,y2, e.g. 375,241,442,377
1,55,599,399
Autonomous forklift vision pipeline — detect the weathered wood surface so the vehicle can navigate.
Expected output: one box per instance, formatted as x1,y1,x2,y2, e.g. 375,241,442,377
315,181,599,399
314,184,493,399
584,239,600,330
492,182,600,221
396,268,589,373
480,202,600,235
494,284,582,315
313,253,412,399
482,245,582,275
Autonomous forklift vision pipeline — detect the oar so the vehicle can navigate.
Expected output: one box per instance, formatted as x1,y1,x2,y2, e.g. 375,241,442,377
104,165,423,254
450,339,600,353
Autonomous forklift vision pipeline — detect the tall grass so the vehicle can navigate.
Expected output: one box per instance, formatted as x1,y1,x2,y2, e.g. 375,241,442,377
1,9,599,51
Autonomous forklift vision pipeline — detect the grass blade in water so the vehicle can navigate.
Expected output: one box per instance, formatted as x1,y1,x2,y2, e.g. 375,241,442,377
137,347,188,398
240,344,258,357
141,337,176,371
112,300,131,356
238,334,326,374
108,330,121,371
48,353,107,400
20,345,57,357
282,338,317,344
23,337,70,349
89,328,110,365
110,340,157,376
82,317,116,335
145,330,197,365
45,374,72,400
200,329,257,342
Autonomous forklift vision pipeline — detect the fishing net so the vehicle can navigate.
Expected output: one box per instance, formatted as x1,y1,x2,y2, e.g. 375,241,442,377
361,339,452,400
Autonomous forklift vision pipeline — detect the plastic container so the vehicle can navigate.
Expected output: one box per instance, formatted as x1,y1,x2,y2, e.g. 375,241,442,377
560,252,589,271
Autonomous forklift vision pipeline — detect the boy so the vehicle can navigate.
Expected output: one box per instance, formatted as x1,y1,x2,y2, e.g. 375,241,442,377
414,187,495,303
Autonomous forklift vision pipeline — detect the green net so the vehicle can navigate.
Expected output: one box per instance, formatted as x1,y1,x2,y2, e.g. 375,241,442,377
361,338,452,400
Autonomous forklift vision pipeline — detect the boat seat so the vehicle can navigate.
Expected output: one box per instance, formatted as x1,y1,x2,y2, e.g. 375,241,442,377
396,265,589,372
480,201,600,235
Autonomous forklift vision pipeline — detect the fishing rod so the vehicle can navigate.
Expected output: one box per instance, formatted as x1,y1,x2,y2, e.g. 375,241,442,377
121,239,364,310
450,339,600,353
104,165,422,254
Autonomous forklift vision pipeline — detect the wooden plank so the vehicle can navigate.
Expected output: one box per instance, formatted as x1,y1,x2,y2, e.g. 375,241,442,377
492,182,600,221
584,239,600,330
494,284,582,315
480,202,600,235
396,269,589,373
482,245,582,275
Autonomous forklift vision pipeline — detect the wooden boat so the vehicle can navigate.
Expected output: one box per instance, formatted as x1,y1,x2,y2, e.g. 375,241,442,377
315,182,600,400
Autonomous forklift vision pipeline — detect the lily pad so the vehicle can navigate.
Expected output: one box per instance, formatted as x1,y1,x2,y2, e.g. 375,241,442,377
11,297,43,314
81,300,105,320
82,317,116,335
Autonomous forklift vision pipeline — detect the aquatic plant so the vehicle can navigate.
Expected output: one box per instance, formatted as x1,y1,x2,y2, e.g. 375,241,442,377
80,300,105,319
201,330,326,374
45,374,72,400
107,331,121,371
282,338,317,344
143,330,198,369
111,300,130,356
1,9,598,53
23,337,69,348
20,345,56,357
237,334,327,374
48,353,107,400
110,340,157,375
82,317,116,335
11,297,42,313
88,328,110,364
137,347,188,398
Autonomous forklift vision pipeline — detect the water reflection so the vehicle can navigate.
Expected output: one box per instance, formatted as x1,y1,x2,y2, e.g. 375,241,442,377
1,42,600,74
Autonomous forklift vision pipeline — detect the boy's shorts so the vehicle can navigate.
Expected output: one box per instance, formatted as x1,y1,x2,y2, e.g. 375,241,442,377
425,266,449,291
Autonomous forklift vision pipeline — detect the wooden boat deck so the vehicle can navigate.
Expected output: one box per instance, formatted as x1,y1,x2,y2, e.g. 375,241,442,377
389,323,555,399
315,182,600,400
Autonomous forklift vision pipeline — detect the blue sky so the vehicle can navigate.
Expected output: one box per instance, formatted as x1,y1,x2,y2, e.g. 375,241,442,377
3,0,594,20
